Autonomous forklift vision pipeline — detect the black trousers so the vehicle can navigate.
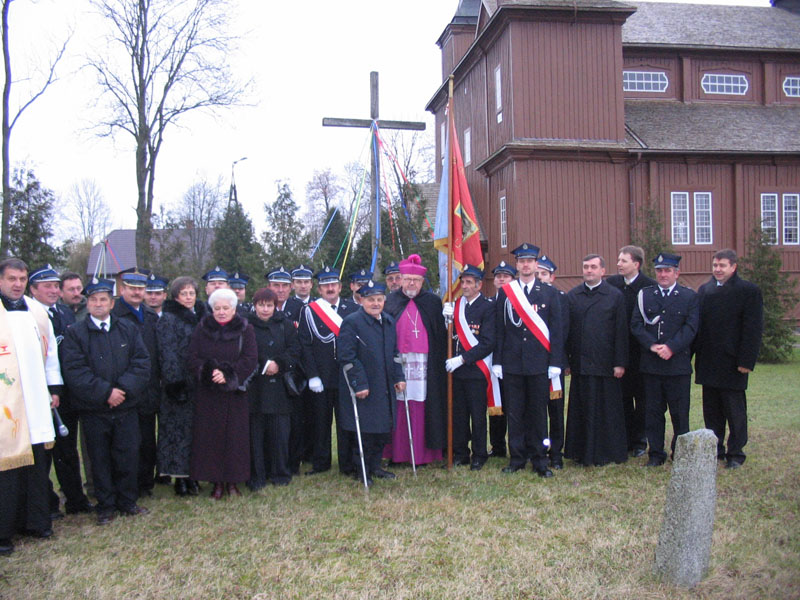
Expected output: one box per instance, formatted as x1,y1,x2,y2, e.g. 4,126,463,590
81,410,140,514
452,377,488,463
289,388,314,472
0,443,51,539
547,376,565,464
250,412,292,485
489,413,507,454
47,409,89,512
310,388,354,474
621,371,648,452
702,386,748,464
504,373,550,470
351,432,387,479
644,374,690,461
137,411,157,493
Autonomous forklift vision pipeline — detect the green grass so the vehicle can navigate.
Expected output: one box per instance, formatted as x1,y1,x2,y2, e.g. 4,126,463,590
2,353,799,599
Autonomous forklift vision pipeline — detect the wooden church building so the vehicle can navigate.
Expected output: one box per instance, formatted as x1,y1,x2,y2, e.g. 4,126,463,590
426,0,800,294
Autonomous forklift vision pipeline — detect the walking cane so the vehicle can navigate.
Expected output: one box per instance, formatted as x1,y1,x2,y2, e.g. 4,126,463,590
399,388,417,477
394,356,416,475
342,363,369,491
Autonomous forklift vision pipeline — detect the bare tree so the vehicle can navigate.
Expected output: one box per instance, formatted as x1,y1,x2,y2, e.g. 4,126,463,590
88,0,248,266
305,168,341,215
65,178,112,243
1,0,69,255
177,175,223,272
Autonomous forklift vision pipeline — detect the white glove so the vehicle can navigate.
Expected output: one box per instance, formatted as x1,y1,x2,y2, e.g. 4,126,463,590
442,302,454,319
492,365,503,380
547,366,561,379
309,377,324,393
445,356,464,373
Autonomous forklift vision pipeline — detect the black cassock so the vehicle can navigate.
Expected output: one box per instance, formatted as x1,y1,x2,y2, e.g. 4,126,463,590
564,282,628,466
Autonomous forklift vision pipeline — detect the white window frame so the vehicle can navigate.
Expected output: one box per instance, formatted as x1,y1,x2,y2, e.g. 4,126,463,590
783,76,800,98
671,192,690,245
499,195,507,248
463,127,471,166
701,73,749,95
783,193,799,245
622,70,669,93
494,65,503,123
761,193,779,245
693,192,713,245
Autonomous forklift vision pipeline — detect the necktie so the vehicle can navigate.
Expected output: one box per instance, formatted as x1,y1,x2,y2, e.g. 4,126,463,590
662,289,668,298
100,322,107,331
331,304,337,311
48,307,55,319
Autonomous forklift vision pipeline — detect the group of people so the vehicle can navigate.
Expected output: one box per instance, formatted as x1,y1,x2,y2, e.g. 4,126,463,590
0,241,763,554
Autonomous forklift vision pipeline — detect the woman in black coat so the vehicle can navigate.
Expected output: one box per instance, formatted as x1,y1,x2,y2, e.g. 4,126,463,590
245,288,302,488
187,288,257,499
156,276,206,496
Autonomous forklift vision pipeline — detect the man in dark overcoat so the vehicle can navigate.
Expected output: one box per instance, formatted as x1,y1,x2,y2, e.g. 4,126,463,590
494,243,565,478
384,255,448,460
111,268,160,497
299,267,358,476
60,279,151,525
444,265,496,470
337,282,406,486
694,249,763,469
631,253,699,467
564,254,628,467
606,245,656,457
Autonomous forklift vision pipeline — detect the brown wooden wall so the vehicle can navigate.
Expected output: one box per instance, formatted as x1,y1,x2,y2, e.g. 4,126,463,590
440,25,476,81
509,20,626,142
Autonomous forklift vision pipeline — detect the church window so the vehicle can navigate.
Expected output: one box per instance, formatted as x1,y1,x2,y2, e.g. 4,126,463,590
623,71,668,92
671,192,690,245
499,194,507,248
761,193,778,244
694,192,713,245
494,65,502,123
783,194,799,245
701,73,748,95
783,76,800,98
464,128,471,166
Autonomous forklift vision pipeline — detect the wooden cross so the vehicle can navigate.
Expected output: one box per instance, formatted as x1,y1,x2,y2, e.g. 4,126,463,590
322,71,426,269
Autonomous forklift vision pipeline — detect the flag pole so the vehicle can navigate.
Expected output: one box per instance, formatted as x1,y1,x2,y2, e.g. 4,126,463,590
446,75,455,470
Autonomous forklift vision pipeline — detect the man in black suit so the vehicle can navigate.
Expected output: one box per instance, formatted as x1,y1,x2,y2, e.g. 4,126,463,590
493,243,564,478
694,249,763,469
606,245,656,457
28,265,93,517
298,267,358,476
444,265,496,470
631,253,699,467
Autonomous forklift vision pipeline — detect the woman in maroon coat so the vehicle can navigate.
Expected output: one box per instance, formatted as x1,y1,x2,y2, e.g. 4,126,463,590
187,288,257,499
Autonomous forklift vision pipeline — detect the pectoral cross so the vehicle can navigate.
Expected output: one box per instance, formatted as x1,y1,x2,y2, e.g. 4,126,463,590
412,324,420,339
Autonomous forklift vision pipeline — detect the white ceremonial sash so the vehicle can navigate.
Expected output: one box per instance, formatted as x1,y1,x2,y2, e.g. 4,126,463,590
454,297,502,415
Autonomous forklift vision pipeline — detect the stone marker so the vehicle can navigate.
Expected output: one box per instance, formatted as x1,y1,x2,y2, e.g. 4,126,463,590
654,428,718,588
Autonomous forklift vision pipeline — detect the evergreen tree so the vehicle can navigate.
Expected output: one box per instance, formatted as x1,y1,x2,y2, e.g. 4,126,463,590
311,207,348,271
632,196,673,278
6,169,63,267
740,226,799,363
211,201,266,295
262,182,309,270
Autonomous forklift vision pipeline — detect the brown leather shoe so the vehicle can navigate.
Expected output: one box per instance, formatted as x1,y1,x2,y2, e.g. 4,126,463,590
226,483,241,497
211,482,225,500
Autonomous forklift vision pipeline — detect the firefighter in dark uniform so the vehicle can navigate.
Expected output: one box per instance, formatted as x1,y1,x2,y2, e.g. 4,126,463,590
486,260,516,458
493,243,565,478
348,269,372,306
298,267,358,476
534,255,569,470
444,265,496,470
229,272,252,315
383,261,402,293
630,253,699,466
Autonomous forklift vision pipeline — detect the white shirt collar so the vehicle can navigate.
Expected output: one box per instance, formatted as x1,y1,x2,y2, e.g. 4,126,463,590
624,272,639,286
585,281,602,291
659,282,677,295
90,315,111,329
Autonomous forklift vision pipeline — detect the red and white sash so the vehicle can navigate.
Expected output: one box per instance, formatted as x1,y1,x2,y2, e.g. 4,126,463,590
502,280,562,399
454,296,502,415
308,299,342,336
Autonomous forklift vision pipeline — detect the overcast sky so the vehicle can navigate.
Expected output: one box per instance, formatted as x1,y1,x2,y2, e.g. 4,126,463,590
8,0,771,241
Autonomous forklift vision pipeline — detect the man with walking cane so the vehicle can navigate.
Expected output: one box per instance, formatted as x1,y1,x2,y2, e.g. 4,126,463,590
338,281,405,488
